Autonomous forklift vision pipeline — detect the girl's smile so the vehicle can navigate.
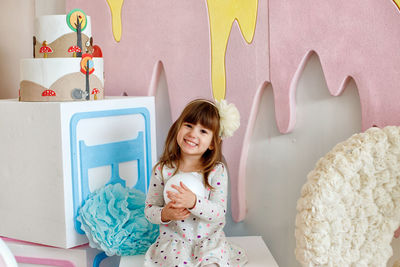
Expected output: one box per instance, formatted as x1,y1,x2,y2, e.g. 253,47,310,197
177,122,213,158
183,138,197,147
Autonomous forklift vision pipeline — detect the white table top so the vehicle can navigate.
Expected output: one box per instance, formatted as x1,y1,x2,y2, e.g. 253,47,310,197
119,236,279,267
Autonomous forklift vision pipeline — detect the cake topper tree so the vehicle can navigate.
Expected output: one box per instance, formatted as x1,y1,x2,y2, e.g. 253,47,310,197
80,54,94,100
67,9,87,58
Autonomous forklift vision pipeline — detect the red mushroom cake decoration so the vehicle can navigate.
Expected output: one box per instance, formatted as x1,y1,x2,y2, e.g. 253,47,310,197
91,88,100,100
68,45,81,57
39,41,53,58
42,89,56,97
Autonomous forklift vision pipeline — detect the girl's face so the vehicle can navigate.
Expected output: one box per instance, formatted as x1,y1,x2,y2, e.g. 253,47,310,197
176,122,214,159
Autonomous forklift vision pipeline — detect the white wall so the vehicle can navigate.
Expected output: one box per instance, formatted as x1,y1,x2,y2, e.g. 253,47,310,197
225,53,362,266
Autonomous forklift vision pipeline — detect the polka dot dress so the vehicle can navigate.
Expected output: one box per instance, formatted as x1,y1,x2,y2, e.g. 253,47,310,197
144,163,248,267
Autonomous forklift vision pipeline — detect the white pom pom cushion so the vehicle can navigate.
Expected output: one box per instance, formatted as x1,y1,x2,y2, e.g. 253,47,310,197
295,126,400,266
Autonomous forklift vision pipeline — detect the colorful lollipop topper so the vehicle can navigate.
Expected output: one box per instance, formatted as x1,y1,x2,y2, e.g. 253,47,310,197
67,9,88,32
80,54,94,75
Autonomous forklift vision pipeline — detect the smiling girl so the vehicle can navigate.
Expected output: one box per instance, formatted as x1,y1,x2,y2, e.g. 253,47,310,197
144,99,247,267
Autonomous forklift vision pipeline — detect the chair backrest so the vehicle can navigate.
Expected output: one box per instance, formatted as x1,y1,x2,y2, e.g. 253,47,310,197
69,108,153,267
79,131,146,198
70,107,152,235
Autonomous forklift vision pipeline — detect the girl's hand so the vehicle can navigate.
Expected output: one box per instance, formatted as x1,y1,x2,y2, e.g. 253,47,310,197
167,182,197,209
161,201,190,222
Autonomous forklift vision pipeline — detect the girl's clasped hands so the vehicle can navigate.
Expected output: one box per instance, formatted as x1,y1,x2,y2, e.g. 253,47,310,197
161,182,196,222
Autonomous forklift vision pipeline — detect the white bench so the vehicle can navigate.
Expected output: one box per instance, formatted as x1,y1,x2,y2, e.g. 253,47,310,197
119,236,279,267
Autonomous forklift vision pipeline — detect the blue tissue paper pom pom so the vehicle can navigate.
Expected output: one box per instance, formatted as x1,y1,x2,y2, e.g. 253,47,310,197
77,183,159,256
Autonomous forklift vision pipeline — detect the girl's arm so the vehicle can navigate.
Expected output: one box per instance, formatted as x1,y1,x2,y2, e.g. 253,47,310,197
189,163,228,222
144,167,167,224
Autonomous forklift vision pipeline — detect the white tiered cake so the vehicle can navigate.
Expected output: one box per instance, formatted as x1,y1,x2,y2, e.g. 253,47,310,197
20,9,104,102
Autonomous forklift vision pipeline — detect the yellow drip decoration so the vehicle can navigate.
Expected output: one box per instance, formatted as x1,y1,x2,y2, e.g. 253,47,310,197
206,0,258,101
106,0,124,42
394,0,400,11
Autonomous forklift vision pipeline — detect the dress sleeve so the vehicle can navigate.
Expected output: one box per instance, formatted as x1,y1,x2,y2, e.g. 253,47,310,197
144,166,168,225
189,163,228,222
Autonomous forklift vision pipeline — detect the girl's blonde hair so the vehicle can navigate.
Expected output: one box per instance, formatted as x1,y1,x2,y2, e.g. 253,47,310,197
155,99,222,188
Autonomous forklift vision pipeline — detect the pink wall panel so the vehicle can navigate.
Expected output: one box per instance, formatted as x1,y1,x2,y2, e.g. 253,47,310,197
270,0,400,133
